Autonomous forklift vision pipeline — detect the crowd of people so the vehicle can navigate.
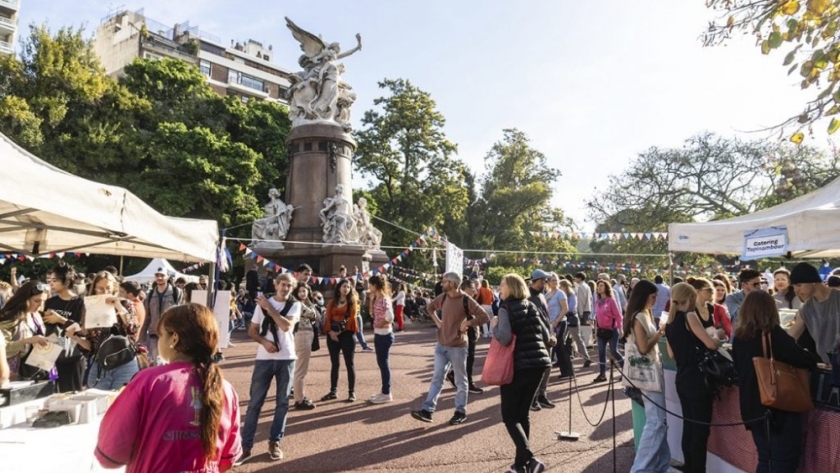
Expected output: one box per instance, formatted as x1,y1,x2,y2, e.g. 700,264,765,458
1,257,839,473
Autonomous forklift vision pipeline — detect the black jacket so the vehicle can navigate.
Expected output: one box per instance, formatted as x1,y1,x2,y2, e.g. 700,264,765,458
503,298,551,371
732,325,819,430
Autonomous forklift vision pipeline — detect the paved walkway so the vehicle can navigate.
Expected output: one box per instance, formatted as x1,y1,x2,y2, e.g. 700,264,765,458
223,322,637,472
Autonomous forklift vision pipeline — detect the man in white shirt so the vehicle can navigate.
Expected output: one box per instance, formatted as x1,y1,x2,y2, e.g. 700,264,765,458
238,273,301,465
574,272,594,347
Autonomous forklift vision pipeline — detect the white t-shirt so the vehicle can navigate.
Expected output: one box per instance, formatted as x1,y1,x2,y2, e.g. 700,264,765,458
251,298,300,361
393,291,406,306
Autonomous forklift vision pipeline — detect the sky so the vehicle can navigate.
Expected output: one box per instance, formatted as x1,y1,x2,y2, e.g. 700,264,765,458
16,0,827,231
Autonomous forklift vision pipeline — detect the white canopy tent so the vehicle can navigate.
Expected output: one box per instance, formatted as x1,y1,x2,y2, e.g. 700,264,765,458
0,132,218,263
669,176,840,259
123,258,201,285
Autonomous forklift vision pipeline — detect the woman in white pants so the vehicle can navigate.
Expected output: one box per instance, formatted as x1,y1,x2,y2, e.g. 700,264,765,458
292,282,320,410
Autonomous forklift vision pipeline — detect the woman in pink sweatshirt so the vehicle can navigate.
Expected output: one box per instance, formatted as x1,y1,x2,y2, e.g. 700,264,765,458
593,280,623,383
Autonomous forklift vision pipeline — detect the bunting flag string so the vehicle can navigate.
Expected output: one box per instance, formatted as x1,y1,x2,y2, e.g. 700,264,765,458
0,251,87,266
181,262,207,273
528,231,669,241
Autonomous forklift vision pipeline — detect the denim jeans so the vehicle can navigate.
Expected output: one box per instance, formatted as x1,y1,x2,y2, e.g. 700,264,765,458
374,332,394,395
240,359,295,450
327,331,356,393
355,315,370,349
87,358,140,391
631,389,670,473
750,411,802,473
597,328,624,376
422,342,469,413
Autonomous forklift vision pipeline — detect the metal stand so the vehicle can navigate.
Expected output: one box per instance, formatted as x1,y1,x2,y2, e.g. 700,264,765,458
556,369,580,441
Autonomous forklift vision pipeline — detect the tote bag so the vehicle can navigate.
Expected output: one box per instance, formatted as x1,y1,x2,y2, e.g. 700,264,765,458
481,334,516,386
622,334,662,392
752,331,813,413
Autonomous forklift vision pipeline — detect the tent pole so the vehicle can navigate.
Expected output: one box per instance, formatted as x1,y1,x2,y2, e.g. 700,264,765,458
119,256,124,277
207,263,215,308
668,252,674,286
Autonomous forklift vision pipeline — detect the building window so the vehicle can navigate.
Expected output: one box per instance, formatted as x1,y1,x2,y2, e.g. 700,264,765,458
143,51,163,61
199,60,211,77
241,95,249,104
228,70,265,92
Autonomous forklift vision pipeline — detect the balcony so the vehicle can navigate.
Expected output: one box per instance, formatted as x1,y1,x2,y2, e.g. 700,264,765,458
0,15,15,35
0,0,17,14
0,39,12,55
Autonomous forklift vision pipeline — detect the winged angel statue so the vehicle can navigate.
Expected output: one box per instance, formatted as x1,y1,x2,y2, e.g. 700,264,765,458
285,18,361,131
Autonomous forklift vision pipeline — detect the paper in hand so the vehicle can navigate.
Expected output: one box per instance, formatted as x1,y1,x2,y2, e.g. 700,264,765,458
24,341,63,371
84,295,118,329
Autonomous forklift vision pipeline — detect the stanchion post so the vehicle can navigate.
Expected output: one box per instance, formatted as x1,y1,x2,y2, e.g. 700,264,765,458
610,361,617,473
556,374,579,441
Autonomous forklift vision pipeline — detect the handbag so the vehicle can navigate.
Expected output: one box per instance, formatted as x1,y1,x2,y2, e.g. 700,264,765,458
311,325,321,352
481,334,516,386
622,335,662,392
752,331,813,412
698,347,738,389
95,334,137,371
596,328,614,340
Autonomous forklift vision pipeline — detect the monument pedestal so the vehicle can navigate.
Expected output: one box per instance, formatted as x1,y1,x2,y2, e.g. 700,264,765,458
247,122,389,279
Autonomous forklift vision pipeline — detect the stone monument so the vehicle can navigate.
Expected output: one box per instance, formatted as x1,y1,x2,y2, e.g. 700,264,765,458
249,18,388,277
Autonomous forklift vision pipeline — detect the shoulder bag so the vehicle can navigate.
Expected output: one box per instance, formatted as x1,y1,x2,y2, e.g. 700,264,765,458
752,331,813,412
481,334,516,386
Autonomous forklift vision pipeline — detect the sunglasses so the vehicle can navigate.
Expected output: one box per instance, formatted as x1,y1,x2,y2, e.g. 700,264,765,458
30,282,48,295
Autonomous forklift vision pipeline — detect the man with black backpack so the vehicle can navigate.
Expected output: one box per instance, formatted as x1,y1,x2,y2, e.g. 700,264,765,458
141,267,183,365
410,272,489,426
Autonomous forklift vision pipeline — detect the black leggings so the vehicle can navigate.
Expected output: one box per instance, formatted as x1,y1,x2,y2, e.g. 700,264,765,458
327,331,356,393
500,367,545,468
677,382,713,473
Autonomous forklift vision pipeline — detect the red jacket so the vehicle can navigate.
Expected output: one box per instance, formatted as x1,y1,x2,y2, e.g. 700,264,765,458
713,303,732,338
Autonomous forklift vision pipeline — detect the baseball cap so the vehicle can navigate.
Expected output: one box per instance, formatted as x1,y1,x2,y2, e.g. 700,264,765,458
530,269,550,281
154,267,167,276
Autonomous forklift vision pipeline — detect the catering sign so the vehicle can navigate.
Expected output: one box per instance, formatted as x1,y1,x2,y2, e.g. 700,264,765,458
741,226,788,261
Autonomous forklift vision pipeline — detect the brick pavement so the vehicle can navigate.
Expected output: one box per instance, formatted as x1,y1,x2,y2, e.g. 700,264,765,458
222,322,637,472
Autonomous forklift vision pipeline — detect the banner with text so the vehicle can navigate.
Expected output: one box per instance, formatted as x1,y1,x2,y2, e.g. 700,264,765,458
742,226,788,261
446,242,464,276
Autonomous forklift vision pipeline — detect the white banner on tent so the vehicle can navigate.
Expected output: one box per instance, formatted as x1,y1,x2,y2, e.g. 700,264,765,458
741,226,788,261
446,242,464,276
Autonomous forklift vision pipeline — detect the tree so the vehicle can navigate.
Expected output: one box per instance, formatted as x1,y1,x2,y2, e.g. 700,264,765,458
704,0,840,137
354,79,470,246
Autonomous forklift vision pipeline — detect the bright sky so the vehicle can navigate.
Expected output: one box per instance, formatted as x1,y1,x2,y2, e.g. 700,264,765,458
19,0,825,231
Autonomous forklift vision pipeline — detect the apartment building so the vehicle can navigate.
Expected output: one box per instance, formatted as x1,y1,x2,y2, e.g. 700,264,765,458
94,9,292,104
0,0,20,56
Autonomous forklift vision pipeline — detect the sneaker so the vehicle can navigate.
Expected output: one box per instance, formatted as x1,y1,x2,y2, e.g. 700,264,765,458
593,374,607,383
537,396,555,409
227,341,236,347
268,440,283,461
468,384,484,394
294,399,316,410
411,409,433,423
362,346,374,352
507,464,526,473
448,411,467,425
321,391,337,401
583,360,592,368
446,371,456,389
530,401,542,412
234,449,254,466
347,392,356,402
369,392,393,404
527,457,546,473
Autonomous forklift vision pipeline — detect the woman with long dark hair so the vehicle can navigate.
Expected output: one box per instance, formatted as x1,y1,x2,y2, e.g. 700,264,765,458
732,291,818,473
622,280,669,473
367,274,395,404
321,279,359,402
41,262,86,392
96,303,241,472
0,281,51,381
687,277,731,341
491,273,551,473
593,280,623,383
665,283,719,473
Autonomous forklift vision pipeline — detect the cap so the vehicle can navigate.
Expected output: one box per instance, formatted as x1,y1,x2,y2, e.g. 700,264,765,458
789,262,821,284
530,269,550,281
154,267,167,276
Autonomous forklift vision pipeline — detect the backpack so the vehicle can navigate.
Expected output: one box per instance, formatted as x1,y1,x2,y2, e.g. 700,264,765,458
440,293,471,319
260,300,295,351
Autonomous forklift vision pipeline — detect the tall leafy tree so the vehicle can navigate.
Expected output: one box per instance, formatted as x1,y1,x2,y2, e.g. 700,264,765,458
354,79,469,246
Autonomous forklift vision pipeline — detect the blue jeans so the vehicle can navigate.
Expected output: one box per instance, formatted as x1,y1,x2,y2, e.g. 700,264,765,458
750,411,802,473
87,359,140,391
374,332,394,395
355,315,370,349
422,343,469,414
597,328,624,376
631,389,670,473
241,359,295,450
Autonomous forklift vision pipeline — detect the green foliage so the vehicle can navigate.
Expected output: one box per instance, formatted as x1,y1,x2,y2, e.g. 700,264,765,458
705,0,840,137
483,265,530,286
355,79,470,246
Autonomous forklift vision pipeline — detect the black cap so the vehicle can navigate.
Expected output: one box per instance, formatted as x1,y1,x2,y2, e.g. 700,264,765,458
789,262,821,284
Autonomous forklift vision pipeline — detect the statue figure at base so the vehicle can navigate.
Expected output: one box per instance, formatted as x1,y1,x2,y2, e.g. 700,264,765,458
320,184,357,244
354,197,382,250
252,188,294,244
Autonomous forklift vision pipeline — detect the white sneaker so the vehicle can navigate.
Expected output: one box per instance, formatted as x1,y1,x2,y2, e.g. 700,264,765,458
369,392,393,404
